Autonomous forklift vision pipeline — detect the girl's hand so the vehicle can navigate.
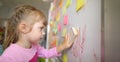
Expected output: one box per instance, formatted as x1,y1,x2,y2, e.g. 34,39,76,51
57,33,78,53
62,33,78,49
62,34,73,49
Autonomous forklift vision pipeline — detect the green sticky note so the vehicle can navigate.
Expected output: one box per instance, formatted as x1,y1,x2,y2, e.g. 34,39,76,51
53,28,58,34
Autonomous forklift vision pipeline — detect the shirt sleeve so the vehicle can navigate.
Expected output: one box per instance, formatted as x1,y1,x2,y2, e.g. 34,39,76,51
37,46,61,58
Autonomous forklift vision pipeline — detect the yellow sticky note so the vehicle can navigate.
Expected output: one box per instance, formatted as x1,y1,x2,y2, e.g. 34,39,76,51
62,6,67,15
56,12,60,22
76,0,85,12
62,28,67,37
50,21,54,27
62,53,68,62
66,0,71,8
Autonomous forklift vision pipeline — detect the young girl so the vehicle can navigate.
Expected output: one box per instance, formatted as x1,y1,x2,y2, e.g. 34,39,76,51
0,5,76,62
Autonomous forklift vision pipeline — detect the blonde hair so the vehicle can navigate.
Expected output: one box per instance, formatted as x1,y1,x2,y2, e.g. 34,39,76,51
3,5,47,49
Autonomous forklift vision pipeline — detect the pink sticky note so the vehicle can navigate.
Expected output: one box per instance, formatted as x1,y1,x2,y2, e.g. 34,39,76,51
58,23,61,32
63,15,68,25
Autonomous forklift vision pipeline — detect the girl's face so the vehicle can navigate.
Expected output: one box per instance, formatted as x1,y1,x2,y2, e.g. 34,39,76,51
26,21,45,44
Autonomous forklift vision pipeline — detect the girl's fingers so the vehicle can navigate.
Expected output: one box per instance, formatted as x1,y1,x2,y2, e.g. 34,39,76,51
69,34,78,46
65,34,68,41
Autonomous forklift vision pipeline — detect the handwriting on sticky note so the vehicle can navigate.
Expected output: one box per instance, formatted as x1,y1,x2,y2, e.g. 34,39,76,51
76,0,85,12
64,15,68,25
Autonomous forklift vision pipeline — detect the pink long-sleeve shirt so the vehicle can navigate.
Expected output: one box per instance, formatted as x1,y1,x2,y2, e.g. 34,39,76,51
0,44,61,62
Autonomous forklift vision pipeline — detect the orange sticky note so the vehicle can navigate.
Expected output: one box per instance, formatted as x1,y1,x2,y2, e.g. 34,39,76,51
50,39,56,48
63,15,68,25
59,0,63,8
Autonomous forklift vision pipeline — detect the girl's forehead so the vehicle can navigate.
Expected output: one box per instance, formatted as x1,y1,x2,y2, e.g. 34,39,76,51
34,21,45,27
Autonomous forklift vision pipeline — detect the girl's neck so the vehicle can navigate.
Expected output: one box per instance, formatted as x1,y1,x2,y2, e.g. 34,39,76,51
16,39,32,49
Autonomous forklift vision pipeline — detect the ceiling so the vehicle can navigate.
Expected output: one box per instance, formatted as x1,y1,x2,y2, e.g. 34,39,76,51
0,0,52,19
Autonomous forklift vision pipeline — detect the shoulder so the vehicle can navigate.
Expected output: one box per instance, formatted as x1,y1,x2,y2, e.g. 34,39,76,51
1,44,37,62
0,44,20,62
2,44,19,56
1,44,24,58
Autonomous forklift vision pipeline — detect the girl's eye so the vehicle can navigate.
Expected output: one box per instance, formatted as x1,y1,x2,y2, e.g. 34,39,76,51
40,27,42,30
39,27,44,31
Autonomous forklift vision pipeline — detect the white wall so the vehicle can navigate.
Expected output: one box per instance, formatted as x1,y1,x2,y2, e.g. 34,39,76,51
104,0,120,62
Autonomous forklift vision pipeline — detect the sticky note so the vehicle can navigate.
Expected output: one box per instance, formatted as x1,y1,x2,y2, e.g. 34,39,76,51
72,27,78,36
50,3,55,11
50,39,56,48
63,15,68,25
65,0,71,8
62,28,67,37
76,0,85,12
56,12,60,22
62,6,67,15
62,53,68,62
50,21,56,28
53,21,57,28
50,21,54,27
58,23,61,32
53,27,58,34
59,0,63,8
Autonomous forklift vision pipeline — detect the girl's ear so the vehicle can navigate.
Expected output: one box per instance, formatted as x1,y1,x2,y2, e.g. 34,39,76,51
18,21,31,34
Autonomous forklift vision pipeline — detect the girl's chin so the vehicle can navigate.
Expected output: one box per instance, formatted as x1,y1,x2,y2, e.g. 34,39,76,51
32,40,40,44
32,38,43,44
